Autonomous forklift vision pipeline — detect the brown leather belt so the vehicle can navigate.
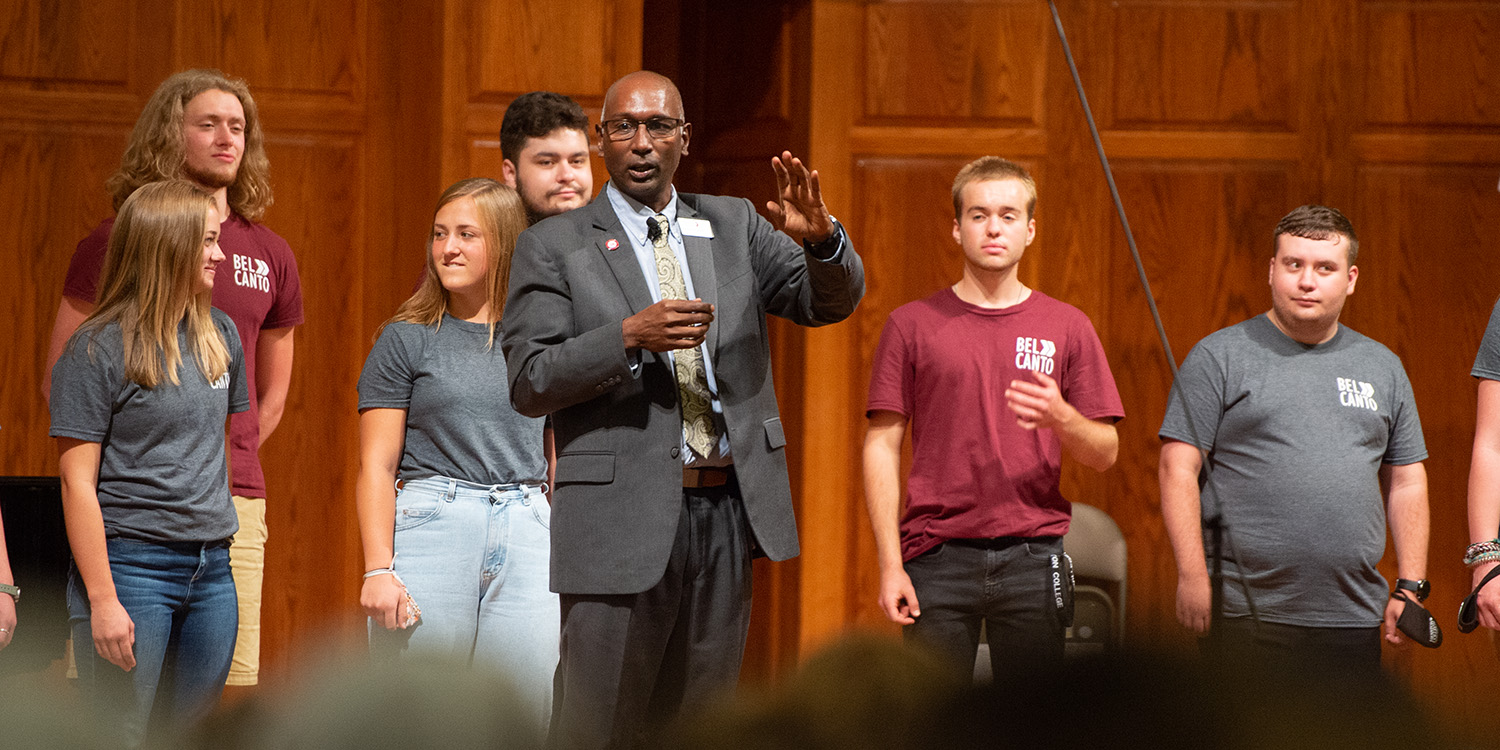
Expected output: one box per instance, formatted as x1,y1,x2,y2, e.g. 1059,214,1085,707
683,467,732,488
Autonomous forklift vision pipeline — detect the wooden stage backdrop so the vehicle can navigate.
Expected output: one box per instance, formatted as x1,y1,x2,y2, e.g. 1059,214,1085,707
3,0,1499,740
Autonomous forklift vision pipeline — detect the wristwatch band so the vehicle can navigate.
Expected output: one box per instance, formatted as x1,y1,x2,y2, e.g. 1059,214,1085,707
1395,578,1430,602
0,582,18,602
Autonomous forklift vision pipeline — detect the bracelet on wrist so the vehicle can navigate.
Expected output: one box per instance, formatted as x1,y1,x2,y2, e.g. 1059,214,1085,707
1464,540,1500,567
363,553,402,581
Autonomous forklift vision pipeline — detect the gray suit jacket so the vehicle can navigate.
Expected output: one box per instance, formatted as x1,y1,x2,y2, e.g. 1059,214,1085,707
501,191,864,595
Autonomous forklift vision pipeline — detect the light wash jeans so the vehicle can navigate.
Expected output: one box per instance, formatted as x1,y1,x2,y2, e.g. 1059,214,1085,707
68,537,238,748
370,475,559,727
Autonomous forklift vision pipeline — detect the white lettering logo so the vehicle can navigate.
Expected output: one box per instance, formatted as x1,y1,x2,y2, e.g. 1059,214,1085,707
209,372,231,390
1336,377,1378,411
232,254,271,292
1015,336,1057,375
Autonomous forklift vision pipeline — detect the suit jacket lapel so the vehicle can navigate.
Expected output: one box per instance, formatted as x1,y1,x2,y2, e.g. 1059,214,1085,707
587,198,656,314
677,197,719,358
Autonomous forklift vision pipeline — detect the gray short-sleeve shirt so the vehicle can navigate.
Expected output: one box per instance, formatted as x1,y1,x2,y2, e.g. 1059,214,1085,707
1159,314,1427,627
50,308,249,543
358,316,546,485
1473,296,1500,381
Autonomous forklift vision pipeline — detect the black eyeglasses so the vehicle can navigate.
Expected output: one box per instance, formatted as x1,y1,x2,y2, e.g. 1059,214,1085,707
599,117,685,142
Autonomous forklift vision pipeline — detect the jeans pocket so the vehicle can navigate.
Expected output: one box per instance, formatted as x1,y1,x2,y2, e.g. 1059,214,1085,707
528,497,551,531
393,485,446,531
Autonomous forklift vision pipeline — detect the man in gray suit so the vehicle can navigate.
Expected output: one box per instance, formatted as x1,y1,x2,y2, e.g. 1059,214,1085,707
502,70,864,749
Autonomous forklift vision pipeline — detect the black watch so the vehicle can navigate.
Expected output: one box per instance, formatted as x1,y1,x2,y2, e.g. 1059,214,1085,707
1395,578,1430,602
802,219,842,259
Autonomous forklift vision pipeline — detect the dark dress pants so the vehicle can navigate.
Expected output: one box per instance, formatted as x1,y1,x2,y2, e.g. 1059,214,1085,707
549,481,753,750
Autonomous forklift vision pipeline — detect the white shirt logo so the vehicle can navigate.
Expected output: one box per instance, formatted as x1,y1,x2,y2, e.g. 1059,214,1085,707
210,372,231,390
1015,337,1057,374
1336,377,1378,411
233,254,271,292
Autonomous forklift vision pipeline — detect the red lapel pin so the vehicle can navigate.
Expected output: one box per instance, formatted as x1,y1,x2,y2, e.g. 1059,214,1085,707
605,238,619,251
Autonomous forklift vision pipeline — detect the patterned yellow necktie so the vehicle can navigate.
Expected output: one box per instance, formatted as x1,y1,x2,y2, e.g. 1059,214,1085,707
650,214,718,458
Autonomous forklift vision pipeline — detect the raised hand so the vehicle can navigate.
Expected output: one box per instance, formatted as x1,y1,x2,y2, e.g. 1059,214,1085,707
765,151,834,243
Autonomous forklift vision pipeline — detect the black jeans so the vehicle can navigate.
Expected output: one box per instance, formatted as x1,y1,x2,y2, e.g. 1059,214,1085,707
903,537,1069,680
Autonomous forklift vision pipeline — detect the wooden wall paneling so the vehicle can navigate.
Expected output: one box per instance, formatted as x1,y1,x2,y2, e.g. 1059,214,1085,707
447,0,642,188
0,128,125,475
1351,3,1500,739
1360,2,1500,128
471,0,616,96
174,0,364,102
797,0,863,654
1350,163,1500,740
257,134,369,677
364,0,444,320
1295,0,1358,204
0,0,131,85
1110,0,1294,129
863,0,1047,124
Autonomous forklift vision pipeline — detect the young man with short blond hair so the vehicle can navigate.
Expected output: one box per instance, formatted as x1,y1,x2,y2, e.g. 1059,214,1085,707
864,156,1123,678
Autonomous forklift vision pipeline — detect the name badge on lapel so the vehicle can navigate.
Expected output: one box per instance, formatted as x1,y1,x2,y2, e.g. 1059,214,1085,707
680,218,714,238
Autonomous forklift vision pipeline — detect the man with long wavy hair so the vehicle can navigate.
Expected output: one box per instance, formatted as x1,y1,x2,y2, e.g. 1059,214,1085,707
44,69,303,694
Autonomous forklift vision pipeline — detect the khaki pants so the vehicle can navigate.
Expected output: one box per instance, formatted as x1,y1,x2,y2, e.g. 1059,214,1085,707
225,495,267,686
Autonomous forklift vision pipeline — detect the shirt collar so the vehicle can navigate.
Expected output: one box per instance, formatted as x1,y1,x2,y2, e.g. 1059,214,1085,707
606,181,680,247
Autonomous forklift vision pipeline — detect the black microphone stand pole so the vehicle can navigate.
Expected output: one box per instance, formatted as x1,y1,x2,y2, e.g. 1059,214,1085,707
1046,0,1256,662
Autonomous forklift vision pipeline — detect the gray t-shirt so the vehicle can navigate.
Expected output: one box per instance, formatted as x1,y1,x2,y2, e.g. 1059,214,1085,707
1159,314,1427,627
50,308,249,543
358,316,546,484
1473,296,1500,381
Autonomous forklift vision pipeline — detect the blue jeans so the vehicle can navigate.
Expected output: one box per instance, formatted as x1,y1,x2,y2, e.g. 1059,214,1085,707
68,537,238,748
903,537,1070,679
369,476,559,727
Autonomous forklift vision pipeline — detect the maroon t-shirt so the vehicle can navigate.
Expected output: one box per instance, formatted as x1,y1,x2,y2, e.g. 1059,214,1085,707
65,214,304,497
867,288,1124,560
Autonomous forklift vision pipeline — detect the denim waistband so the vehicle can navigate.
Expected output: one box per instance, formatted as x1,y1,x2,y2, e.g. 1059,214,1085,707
106,536,234,552
401,474,548,500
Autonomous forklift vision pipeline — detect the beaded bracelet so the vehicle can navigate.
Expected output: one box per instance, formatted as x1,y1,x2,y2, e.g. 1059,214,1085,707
1465,541,1500,567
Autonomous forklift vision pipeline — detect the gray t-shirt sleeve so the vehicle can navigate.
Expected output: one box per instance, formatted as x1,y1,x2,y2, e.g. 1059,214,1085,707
1382,365,1427,466
50,330,119,442
1159,339,1223,450
1475,296,1500,381
358,324,418,410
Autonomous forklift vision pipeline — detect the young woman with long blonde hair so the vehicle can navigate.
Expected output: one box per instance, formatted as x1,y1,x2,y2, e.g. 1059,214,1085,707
50,179,247,747
356,178,557,731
